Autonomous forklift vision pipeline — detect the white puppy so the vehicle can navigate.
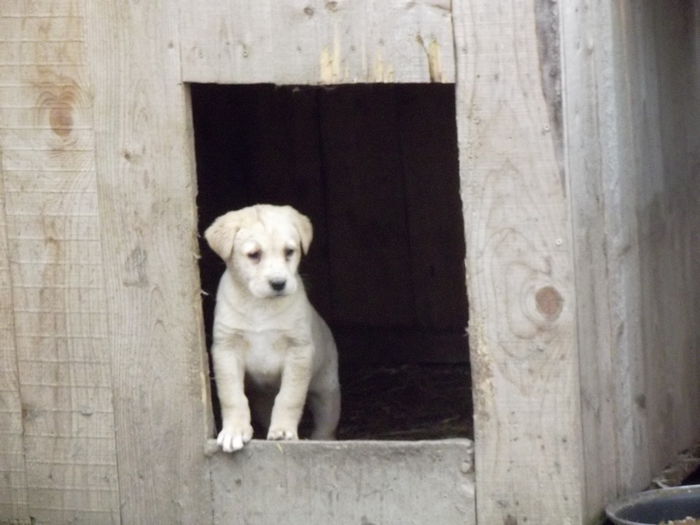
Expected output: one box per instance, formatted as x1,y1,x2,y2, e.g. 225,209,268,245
205,204,341,452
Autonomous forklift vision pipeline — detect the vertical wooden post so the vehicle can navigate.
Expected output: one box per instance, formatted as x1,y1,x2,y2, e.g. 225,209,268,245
453,1,585,522
0,154,29,522
0,1,120,522
86,0,213,522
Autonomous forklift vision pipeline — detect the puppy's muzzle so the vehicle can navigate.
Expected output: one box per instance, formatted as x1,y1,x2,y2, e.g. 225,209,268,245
269,279,287,293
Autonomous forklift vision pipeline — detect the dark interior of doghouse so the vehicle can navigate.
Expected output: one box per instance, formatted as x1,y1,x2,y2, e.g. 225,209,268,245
191,83,472,440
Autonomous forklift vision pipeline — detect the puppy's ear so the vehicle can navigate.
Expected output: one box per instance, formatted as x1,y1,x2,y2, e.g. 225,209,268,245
287,207,313,255
204,211,244,261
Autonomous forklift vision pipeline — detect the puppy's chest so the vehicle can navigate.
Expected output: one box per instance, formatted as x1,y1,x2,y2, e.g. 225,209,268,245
243,331,290,385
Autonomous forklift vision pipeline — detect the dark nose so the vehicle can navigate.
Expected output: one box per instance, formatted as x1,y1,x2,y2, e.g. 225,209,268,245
269,279,286,292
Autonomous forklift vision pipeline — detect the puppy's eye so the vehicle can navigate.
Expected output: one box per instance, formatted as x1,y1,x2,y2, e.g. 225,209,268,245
247,250,262,262
284,247,295,259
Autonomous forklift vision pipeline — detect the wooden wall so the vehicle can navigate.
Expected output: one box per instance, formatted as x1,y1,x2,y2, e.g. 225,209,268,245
453,1,585,522
208,440,475,525
0,2,472,524
562,1,700,520
1,0,699,524
0,0,213,523
85,0,214,523
179,0,454,84
0,2,121,522
455,0,700,523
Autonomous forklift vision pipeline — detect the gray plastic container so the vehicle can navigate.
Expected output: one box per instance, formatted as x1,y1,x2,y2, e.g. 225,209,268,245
606,485,700,525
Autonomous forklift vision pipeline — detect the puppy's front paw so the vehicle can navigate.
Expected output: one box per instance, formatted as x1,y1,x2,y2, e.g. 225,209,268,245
267,427,298,441
217,425,253,453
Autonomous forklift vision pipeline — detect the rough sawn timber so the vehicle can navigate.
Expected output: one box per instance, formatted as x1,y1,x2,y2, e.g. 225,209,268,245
453,0,585,523
208,439,475,525
179,0,455,84
85,0,214,523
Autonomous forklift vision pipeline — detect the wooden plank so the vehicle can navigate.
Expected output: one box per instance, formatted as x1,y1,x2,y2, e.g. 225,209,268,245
179,0,454,84
0,126,94,152
320,85,416,328
0,2,120,523
0,42,86,66
208,439,475,525
558,4,625,517
85,0,214,523
453,1,585,523
1,1,81,17
396,84,468,333
0,18,84,44
2,149,94,172
562,2,700,519
0,153,30,525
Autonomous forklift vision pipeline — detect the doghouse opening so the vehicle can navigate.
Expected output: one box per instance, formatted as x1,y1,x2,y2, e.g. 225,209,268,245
191,83,472,440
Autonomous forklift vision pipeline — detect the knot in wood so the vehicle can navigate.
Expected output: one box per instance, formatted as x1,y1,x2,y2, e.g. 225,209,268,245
38,86,78,139
535,285,563,321
49,101,74,137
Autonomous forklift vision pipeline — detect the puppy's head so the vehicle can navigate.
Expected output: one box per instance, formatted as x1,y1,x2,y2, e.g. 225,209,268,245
204,204,313,299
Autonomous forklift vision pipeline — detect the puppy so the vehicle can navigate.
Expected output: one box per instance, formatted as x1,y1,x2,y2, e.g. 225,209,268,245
205,204,341,452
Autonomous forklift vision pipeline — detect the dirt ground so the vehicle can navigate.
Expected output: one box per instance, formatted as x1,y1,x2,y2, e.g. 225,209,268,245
235,362,473,441
333,362,473,440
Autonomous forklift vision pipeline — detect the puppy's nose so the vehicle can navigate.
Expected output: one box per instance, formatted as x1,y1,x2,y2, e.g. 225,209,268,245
269,279,287,292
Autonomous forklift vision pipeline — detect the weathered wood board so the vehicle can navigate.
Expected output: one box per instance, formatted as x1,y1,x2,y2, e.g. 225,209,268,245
453,0,585,523
209,439,475,525
562,1,700,520
179,0,454,84
0,2,120,523
85,0,214,523
0,155,29,523
559,2,620,518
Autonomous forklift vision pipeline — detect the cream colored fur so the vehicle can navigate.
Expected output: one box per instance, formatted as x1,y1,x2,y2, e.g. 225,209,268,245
205,204,340,452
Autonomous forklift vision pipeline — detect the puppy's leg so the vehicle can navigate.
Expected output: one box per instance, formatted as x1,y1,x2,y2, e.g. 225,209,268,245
267,348,312,441
213,342,253,452
308,385,340,440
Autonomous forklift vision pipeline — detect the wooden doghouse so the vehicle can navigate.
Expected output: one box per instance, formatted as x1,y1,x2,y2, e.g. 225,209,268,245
1,1,699,524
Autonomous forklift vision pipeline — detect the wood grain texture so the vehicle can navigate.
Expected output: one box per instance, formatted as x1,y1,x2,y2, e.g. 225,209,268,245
559,3,619,519
85,0,214,523
179,0,454,84
0,2,120,523
209,439,475,525
453,0,585,523
0,155,30,524
563,2,700,519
